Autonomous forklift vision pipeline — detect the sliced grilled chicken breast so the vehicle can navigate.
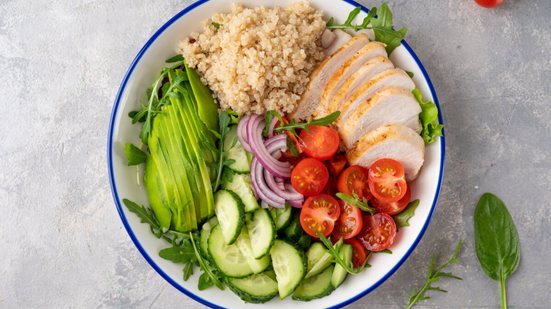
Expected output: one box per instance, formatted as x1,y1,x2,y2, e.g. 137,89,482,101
324,56,394,116
346,124,425,181
318,42,387,116
323,30,353,56
290,34,370,120
337,68,415,124
339,87,421,148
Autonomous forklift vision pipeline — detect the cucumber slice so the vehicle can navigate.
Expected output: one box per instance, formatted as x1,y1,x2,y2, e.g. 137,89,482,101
214,190,245,245
228,270,278,304
224,126,250,173
200,217,219,257
235,228,271,274
248,208,276,259
208,225,254,278
331,244,353,288
223,174,259,213
292,265,335,301
269,205,292,231
270,240,306,299
305,242,334,279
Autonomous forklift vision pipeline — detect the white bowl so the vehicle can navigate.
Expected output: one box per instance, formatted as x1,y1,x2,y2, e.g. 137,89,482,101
107,0,445,307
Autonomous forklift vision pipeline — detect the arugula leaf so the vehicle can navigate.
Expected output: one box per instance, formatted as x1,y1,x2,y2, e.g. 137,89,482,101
326,3,407,54
183,261,194,281
274,111,340,137
165,54,184,63
198,272,214,290
122,199,165,237
212,111,234,191
189,232,225,290
393,199,419,228
474,193,520,309
124,143,147,166
159,241,197,264
335,192,375,214
317,232,370,274
406,241,462,309
287,136,300,157
377,249,393,254
412,89,443,144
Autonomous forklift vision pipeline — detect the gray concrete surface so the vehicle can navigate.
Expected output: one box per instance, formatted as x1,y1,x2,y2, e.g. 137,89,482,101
1,0,550,308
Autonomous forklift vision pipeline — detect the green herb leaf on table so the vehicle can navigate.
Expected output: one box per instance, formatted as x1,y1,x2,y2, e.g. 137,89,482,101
474,193,520,309
406,241,462,309
393,199,419,228
326,4,407,54
124,143,147,166
412,89,443,144
335,192,375,214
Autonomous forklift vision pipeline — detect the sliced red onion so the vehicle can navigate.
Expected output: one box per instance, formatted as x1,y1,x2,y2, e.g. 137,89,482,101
247,115,291,178
237,115,252,152
288,199,303,208
260,201,271,209
251,157,285,208
264,168,303,201
268,115,279,137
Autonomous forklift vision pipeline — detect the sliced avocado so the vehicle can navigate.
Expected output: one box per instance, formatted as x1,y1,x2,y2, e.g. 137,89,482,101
143,155,171,231
185,63,219,132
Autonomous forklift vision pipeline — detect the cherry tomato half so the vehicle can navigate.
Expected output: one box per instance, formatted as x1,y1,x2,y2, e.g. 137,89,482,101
368,158,407,203
299,125,340,161
332,201,363,240
371,186,412,216
345,238,368,269
337,165,372,200
475,0,503,8
357,213,397,252
300,194,341,238
291,158,329,196
328,153,347,176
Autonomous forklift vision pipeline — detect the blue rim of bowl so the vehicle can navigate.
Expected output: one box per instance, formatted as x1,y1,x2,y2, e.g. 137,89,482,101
107,0,446,308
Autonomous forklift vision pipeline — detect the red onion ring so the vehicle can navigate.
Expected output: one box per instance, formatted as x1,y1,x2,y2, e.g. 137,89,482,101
237,115,252,152
251,157,285,208
268,115,279,137
247,115,291,178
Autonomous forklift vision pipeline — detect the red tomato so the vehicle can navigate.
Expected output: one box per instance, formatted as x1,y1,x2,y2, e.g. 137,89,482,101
345,238,368,269
300,194,341,237
371,186,412,216
475,0,503,8
299,125,340,161
337,165,372,200
291,158,329,196
368,158,407,203
328,153,347,176
357,213,397,251
332,201,363,239
322,177,338,196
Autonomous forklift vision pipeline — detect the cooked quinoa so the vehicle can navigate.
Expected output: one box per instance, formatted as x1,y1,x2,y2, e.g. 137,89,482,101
179,1,326,115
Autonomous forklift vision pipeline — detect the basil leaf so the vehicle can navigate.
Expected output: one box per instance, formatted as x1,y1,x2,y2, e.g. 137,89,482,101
124,143,147,166
393,199,419,228
474,193,520,308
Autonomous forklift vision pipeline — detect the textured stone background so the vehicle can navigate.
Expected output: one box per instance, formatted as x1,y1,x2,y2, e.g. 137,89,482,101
1,0,550,308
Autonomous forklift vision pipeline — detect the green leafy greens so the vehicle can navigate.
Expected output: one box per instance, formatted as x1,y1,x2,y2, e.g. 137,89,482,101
393,199,419,228
335,192,375,214
326,3,408,54
412,89,443,144
406,241,462,309
317,232,370,274
474,193,520,309
272,111,340,138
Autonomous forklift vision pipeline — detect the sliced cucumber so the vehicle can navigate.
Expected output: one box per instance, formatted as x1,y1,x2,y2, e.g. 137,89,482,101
247,208,276,259
200,217,218,257
224,126,250,173
227,270,278,304
223,173,259,213
270,240,306,299
208,225,253,278
292,265,335,301
235,228,271,274
269,205,292,231
214,190,244,245
305,242,334,279
331,244,353,288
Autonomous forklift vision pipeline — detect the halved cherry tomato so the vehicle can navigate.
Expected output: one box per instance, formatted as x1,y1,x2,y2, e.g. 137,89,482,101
475,0,503,8
371,186,411,216
291,158,329,196
345,238,368,269
368,158,407,203
322,177,338,196
332,201,363,239
328,153,347,176
357,213,397,252
300,194,341,237
337,165,372,200
299,125,340,161
278,116,303,155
